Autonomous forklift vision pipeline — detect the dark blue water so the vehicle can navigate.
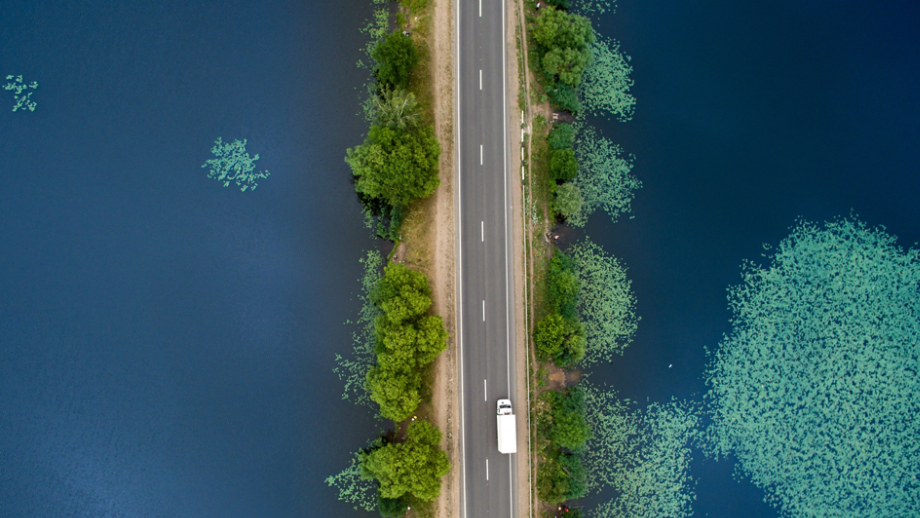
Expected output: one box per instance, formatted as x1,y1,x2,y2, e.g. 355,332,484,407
584,0,920,516
0,1,382,516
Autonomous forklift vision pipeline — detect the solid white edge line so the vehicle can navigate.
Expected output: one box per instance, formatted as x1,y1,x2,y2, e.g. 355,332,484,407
456,0,467,516
502,2,514,517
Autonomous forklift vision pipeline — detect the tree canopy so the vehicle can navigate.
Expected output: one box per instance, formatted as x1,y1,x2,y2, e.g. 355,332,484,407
366,263,448,421
346,123,441,208
360,421,451,502
531,7,594,110
371,31,418,90
553,182,584,221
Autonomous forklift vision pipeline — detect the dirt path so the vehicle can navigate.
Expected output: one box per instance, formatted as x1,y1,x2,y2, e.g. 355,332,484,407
425,0,460,516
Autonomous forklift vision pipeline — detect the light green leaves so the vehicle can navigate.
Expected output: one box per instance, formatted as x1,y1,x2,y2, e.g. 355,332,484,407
706,217,920,518
571,126,641,226
3,75,38,112
579,36,635,121
569,238,638,364
202,137,269,192
583,382,700,518
359,421,450,502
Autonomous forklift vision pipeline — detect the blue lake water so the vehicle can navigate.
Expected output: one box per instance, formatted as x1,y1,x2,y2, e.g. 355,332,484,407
3,0,919,516
583,0,920,516
0,1,382,515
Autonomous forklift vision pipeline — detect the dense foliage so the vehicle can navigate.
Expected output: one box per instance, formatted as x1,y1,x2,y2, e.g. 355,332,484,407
535,253,586,367
366,262,448,421
537,388,590,504
359,421,450,502
346,123,441,209
371,31,418,90
706,218,920,518
553,182,584,221
530,7,594,111
548,122,575,151
373,88,422,131
201,137,270,192
569,239,638,364
548,387,592,452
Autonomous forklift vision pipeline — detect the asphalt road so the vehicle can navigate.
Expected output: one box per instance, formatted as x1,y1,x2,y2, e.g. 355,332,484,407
456,0,519,516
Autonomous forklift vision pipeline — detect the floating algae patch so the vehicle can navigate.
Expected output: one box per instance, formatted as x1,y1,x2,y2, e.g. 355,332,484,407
583,381,700,518
571,126,641,227
706,217,920,517
325,446,379,512
334,249,384,411
569,238,638,365
578,35,635,121
202,137,270,192
3,75,38,112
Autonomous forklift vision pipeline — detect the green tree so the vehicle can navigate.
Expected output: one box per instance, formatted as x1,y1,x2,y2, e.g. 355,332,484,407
546,253,579,319
360,421,451,502
531,7,594,103
367,262,448,420
366,364,422,421
372,262,432,324
374,88,422,131
346,124,441,208
548,122,575,150
377,494,409,517
542,46,591,87
532,7,593,52
534,313,565,361
553,182,584,221
550,149,578,181
556,317,586,367
550,387,592,452
546,83,581,113
371,31,418,90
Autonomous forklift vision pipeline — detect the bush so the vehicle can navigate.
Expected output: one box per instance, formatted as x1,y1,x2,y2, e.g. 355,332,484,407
372,31,419,90
548,123,575,150
550,149,578,181
553,182,584,221
546,83,581,113
378,494,409,517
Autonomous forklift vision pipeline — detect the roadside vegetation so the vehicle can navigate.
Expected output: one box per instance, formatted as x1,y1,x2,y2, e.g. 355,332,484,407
329,1,450,517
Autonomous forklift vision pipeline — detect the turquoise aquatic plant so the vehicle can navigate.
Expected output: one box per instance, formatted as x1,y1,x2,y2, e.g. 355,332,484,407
571,126,641,227
202,137,269,192
569,238,638,364
3,75,38,112
325,447,379,511
706,217,920,518
579,36,635,121
570,0,617,16
334,250,384,411
583,382,699,518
